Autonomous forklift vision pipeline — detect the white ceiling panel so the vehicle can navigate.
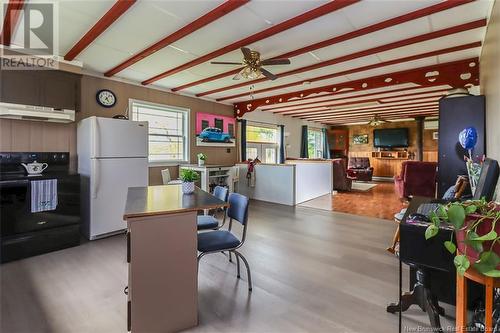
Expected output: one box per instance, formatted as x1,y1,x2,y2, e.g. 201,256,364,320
429,1,492,30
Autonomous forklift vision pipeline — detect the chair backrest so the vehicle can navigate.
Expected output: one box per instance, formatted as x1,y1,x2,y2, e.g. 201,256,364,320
332,158,352,191
348,157,370,169
213,186,229,203
161,169,171,185
473,158,499,201
228,192,249,226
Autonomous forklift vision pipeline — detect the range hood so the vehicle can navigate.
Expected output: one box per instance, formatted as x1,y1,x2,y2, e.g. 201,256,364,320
0,102,75,123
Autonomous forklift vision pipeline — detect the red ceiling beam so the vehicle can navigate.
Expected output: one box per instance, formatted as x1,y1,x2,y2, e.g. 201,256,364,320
64,0,136,61
141,0,359,85
0,0,25,46
217,41,481,102
261,85,449,112
322,111,439,124
288,95,443,118
206,19,485,99
233,58,479,117
301,102,440,120
299,103,441,120
321,108,439,120
171,0,473,92
279,90,448,115
309,106,440,120
104,0,248,77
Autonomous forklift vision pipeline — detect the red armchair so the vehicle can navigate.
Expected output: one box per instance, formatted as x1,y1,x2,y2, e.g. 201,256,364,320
347,157,374,181
394,161,438,199
332,159,354,191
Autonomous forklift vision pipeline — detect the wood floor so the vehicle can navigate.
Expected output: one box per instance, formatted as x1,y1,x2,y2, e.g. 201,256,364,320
1,201,454,332
299,182,406,220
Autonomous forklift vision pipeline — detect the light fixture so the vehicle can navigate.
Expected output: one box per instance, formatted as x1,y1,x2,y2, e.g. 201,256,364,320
368,114,388,127
240,66,262,80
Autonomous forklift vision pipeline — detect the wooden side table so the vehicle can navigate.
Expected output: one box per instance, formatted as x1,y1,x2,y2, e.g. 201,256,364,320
456,266,500,332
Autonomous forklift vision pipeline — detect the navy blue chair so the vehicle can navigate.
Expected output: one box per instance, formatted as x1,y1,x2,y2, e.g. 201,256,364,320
197,186,229,231
197,192,252,291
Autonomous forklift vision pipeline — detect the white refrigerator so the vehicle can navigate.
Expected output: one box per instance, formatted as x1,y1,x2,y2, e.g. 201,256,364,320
77,116,148,240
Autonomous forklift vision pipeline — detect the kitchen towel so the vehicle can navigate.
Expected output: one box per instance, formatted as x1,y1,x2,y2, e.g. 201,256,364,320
31,179,58,212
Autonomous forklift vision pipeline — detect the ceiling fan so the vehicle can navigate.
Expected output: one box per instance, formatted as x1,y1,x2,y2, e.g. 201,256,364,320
210,47,291,80
368,114,390,127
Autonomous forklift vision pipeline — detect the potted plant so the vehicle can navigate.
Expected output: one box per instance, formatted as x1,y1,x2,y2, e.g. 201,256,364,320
197,153,207,166
425,199,500,276
180,169,199,194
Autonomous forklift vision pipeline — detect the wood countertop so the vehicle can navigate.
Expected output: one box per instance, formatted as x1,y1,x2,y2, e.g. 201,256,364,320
123,184,228,219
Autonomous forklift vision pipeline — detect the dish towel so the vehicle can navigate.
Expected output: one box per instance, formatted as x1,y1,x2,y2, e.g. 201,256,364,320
31,179,58,213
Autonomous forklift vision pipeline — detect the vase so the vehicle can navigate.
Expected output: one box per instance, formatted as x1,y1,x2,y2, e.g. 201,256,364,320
198,159,205,166
182,181,195,194
456,203,500,269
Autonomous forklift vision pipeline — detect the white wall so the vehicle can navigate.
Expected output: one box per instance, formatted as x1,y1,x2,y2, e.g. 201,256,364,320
480,0,500,200
243,110,326,158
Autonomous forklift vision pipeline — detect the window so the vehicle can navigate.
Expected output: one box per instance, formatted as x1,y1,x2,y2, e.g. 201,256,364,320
201,120,209,131
130,100,189,163
308,128,324,158
228,123,234,138
246,124,279,163
214,118,223,131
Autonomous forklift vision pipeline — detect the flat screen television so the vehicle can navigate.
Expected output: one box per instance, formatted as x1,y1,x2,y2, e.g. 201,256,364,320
373,128,409,148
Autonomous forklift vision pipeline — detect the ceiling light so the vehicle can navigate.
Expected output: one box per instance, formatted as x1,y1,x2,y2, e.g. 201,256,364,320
241,66,262,80
368,114,388,127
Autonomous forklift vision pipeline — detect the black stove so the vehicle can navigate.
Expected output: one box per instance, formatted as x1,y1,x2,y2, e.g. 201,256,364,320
0,152,81,263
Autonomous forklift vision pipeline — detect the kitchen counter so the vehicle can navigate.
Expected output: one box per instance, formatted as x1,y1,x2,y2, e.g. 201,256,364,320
124,184,228,218
123,184,227,333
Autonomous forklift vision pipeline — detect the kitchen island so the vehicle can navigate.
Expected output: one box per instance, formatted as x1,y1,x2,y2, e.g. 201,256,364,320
123,184,228,333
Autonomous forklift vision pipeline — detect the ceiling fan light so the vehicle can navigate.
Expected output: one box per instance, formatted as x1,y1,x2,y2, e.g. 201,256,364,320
241,66,261,80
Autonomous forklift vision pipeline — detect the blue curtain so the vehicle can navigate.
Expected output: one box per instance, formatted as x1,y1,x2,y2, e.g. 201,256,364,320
322,128,331,159
300,125,309,158
240,119,247,161
279,125,285,163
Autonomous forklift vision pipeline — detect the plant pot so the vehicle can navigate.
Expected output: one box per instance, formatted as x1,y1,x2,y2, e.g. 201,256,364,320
198,159,205,166
182,181,195,194
456,204,500,268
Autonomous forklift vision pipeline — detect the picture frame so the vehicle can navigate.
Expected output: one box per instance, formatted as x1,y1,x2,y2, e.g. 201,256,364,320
195,112,236,147
353,134,369,145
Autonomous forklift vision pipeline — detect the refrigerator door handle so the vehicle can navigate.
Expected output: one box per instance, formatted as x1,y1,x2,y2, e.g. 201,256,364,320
92,117,100,158
92,159,100,199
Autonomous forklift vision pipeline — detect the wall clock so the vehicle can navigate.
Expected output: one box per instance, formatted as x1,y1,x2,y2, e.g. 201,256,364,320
96,89,116,108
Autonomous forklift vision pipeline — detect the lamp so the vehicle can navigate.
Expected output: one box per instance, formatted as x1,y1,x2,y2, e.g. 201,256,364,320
240,66,262,80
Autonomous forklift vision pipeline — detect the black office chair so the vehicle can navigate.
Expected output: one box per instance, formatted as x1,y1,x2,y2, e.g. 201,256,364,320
197,192,252,291
197,186,229,231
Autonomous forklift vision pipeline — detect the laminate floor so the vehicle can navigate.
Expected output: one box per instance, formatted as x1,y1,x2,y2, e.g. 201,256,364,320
1,201,454,333
299,182,407,220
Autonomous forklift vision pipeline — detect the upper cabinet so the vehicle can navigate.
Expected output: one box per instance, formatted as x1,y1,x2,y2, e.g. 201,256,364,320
0,70,81,111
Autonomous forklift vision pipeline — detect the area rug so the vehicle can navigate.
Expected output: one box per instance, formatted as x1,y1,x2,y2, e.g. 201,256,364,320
351,182,378,191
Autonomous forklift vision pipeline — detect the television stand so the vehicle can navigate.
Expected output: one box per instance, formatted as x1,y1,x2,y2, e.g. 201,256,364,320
371,151,410,177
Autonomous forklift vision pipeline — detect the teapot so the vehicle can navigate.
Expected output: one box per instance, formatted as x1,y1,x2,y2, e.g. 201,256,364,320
21,161,48,174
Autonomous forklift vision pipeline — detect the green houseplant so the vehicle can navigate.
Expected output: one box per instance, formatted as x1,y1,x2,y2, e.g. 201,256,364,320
425,199,500,276
197,153,207,166
180,169,199,194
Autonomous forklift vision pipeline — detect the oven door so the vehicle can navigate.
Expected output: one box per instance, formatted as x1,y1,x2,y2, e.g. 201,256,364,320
0,176,80,236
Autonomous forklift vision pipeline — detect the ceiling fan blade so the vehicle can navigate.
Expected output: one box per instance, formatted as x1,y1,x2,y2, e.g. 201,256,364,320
210,61,244,65
261,58,291,66
241,47,253,61
232,71,243,80
260,68,278,81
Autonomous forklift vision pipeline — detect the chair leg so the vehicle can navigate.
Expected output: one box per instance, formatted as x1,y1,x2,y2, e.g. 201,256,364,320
229,251,233,263
197,252,207,272
234,250,252,292
235,251,241,278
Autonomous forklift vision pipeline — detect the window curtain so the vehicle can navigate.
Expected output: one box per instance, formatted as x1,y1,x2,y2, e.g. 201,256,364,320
279,125,285,163
240,119,247,161
322,128,331,159
300,125,309,158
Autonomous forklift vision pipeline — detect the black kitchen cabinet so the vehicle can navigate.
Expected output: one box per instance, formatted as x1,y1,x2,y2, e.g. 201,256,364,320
438,95,486,197
0,69,81,111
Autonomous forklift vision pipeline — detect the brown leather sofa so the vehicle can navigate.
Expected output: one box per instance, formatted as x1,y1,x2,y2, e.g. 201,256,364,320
347,157,374,181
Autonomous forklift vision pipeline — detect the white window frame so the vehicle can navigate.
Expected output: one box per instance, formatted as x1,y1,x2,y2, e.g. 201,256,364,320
308,127,324,159
129,99,190,166
245,122,280,164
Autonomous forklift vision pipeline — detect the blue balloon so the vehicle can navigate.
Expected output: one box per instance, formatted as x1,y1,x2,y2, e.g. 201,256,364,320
459,127,478,150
